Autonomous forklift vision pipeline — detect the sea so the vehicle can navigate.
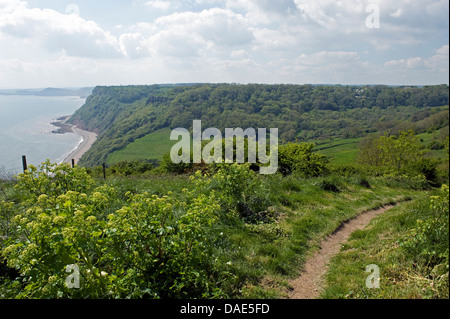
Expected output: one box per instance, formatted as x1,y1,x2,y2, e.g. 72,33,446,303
0,95,86,177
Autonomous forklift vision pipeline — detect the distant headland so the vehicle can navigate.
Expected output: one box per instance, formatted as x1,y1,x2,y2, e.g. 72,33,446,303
0,87,94,98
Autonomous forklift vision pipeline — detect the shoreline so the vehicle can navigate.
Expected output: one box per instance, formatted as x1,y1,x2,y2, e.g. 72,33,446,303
62,125,98,165
50,115,73,134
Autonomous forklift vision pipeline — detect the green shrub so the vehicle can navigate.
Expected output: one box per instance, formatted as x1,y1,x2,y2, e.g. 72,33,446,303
378,174,430,190
1,187,228,298
316,178,340,193
104,190,223,298
13,160,95,202
192,163,272,223
400,185,449,268
0,161,233,299
278,143,329,177
358,130,425,175
348,175,371,188
398,185,449,297
107,160,156,176
160,153,193,174
406,158,440,187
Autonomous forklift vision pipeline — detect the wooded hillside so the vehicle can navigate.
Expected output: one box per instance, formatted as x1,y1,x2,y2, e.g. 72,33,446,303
68,84,449,166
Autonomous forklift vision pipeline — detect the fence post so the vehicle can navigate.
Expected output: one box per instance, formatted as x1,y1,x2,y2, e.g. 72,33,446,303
71,159,75,168
22,155,28,173
103,163,106,180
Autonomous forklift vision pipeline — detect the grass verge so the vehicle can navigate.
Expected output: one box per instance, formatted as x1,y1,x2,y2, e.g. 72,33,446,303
320,186,449,299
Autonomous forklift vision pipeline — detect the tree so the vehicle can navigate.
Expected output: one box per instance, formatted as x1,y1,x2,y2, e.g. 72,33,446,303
358,134,383,167
444,136,449,156
358,130,425,174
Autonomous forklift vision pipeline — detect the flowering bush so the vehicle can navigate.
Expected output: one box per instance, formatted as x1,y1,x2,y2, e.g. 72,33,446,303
13,160,95,202
1,162,229,298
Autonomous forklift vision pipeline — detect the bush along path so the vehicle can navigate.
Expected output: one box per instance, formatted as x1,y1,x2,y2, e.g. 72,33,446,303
288,202,403,299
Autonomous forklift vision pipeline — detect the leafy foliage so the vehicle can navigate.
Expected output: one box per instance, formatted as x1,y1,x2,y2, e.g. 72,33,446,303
105,160,156,177
0,161,274,299
205,164,272,223
1,157,441,299
400,185,449,271
69,84,449,166
14,160,95,202
278,143,329,177
358,130,427,175
0,162,229,298
160,152,194,175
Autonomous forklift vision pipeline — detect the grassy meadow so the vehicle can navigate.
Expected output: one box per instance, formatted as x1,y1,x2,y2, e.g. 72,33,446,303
312,137,361,165
106,128,176,164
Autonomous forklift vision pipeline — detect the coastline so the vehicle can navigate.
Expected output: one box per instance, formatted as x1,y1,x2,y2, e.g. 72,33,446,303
62,126,98,165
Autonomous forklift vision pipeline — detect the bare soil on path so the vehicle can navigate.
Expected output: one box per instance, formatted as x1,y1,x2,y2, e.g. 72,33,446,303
288,204,397,299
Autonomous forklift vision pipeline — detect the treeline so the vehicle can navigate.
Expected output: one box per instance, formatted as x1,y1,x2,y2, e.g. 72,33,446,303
87,130,449,189
68,84,449,167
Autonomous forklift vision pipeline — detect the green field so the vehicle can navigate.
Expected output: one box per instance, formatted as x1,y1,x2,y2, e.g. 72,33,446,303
311,138,361,165
311,133,448,165
417,132,449,161
107,128,176,164
108,131,362,166
107,132,446,167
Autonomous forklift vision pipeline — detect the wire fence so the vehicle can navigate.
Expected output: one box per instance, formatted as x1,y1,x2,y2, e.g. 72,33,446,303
1,155,46,180
1,156,95,181
0,166,22,181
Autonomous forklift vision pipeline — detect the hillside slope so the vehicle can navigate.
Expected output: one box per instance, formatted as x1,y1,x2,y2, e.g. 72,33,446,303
68,84,449,167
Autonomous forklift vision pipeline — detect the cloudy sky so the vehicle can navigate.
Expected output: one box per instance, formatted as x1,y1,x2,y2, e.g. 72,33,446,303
0,0,448,88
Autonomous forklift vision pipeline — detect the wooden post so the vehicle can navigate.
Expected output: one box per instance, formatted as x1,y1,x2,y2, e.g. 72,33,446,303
22,155,28,173
71,159,75,168
103,163,106,180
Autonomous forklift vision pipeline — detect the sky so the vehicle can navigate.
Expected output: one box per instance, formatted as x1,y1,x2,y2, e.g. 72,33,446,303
0,0,448,88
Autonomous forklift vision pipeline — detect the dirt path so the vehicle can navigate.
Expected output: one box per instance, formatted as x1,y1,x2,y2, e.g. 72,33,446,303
288,204,396,299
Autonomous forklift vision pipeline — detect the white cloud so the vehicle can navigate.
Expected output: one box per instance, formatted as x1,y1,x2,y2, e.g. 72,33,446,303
0,0,448,87
425,44,450,70
285,50,372,83
230,49,249,59
119,8,254,59
227,0,298,23
145,0,176,11
156,8,253,47
390,9,402,18
386,45,449,70
0,0,122,58
382,45,449,84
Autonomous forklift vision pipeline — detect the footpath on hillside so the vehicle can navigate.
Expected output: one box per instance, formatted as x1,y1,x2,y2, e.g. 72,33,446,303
288,204,397,299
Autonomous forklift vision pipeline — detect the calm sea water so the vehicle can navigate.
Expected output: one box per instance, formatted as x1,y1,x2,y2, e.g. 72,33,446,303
0,95,86,176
